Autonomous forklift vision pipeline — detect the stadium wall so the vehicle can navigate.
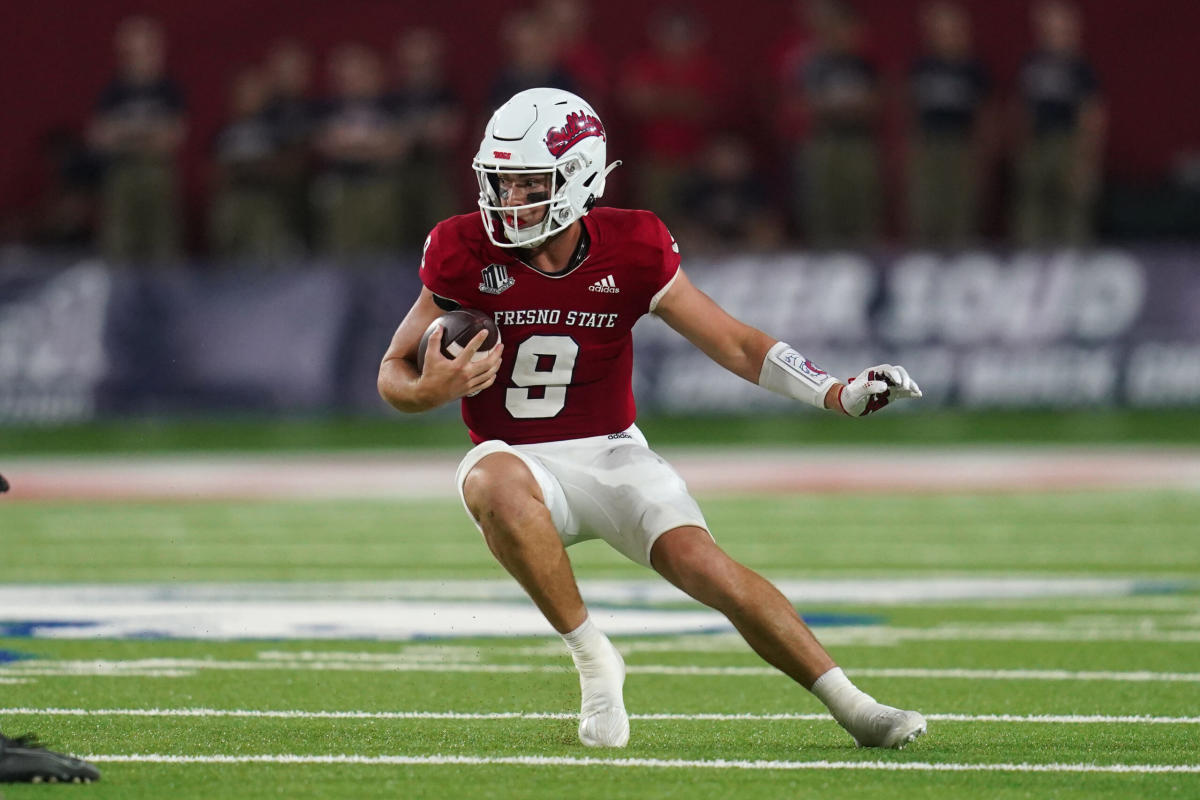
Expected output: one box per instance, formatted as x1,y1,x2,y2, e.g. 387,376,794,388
3,247,1200,423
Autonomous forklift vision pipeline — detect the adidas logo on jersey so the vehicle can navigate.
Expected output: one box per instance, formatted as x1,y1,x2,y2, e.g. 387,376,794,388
588,274,620,293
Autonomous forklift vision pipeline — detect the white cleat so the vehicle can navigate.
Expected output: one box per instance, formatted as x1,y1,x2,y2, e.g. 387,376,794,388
576,640,629,748
579,706,630,748
849,705,927,749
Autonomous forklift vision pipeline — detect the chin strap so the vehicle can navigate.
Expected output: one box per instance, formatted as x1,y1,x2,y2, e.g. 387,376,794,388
598,160,622,194
585,161,623,213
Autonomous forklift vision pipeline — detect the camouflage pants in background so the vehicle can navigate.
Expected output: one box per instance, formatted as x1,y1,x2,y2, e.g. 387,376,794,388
909,134,979,249
209,186,299,263
99,158,181,263
803,135,881,249
314,173,399,258
1013,132,1096,248
395,158,457,250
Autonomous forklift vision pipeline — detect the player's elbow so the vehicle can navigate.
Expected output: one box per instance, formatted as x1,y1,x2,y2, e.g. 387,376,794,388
377,382,423,415
376,372,398,410
377,360,426,414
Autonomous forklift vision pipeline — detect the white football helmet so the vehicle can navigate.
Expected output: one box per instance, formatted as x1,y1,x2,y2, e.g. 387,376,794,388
473,87,620,248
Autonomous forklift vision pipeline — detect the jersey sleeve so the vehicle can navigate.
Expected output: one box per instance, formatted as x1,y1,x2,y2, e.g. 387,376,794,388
647,215,681,312
418,222,467,304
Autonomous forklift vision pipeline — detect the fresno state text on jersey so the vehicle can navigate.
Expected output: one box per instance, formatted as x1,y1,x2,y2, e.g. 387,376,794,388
420,208,679,445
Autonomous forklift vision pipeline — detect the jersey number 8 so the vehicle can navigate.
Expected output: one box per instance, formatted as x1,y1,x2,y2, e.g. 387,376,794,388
505,335,579,419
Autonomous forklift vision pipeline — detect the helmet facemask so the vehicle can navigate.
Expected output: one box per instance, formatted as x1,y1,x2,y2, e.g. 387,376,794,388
474,155,588,248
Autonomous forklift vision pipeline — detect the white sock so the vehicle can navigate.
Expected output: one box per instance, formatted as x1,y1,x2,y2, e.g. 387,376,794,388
562,615,605,656
810,666,876,727
811,666,927,748
561,615,628,747
562,616,622,693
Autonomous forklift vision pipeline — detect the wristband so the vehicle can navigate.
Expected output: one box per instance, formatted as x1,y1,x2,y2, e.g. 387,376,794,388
758,341,838,409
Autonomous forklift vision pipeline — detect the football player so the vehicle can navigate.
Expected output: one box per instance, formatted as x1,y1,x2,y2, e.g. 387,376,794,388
378,88,925,750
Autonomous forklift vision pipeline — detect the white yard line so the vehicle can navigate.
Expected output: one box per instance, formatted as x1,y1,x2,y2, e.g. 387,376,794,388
1,578,1192,641
1,576,1174,605
4,708,1199,725
78,752,1200,774
850,667,1200,683
4,659,1200,683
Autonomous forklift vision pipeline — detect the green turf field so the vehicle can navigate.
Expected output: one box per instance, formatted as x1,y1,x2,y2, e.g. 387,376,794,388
2,486,1198,798
6,408,1200,455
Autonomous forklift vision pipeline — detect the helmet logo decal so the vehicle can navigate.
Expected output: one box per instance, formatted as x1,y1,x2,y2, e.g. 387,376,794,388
543,110,605,157
492,150,511,159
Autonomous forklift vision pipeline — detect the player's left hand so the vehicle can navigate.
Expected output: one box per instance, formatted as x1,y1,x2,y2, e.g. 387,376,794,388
837,364,922,417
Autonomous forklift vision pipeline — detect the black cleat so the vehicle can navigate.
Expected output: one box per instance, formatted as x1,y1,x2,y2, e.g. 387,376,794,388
0,733,101,783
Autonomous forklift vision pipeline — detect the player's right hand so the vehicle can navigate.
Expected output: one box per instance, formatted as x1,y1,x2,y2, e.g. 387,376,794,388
418,326,504,403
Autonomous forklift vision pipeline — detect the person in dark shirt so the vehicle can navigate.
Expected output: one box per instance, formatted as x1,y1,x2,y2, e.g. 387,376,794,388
1012,0,1105,247
312,43,402,258
88,16,186,263
677,133,785,253
389,28,465,251
487,11,579,112
209,67,298,262
799,0,881,248
906,1,994,248
263,39,319,252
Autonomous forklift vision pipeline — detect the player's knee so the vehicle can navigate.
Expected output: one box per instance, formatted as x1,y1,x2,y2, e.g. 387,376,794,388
472,490,553,565
463,471,517,526
462,456,542,530
463,457,514,509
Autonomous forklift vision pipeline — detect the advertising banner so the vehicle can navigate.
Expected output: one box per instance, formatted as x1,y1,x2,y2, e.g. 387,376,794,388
637,248,1200,412
1,247,1198,423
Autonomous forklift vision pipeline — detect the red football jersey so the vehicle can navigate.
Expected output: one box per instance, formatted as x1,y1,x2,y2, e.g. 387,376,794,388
420,207,680,445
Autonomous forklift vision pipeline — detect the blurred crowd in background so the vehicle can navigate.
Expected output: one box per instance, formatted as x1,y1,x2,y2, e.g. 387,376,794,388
10,0,1170,265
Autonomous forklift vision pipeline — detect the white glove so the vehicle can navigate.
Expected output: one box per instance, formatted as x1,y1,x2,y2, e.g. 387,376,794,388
837,364,922,417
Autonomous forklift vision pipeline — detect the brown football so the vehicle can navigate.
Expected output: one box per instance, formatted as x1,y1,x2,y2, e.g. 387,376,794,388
416,309,500,373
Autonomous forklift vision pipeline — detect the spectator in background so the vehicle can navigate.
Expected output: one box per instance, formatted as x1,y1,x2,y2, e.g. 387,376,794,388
488,11,579,111
263,39,319,252
389,28,464,251
906,2,994,248
539,0,610,109
209,67,298,262
619,8,724,226
768,0,817,237
799,0,881,249
677,133,784,254
88,16,186,263
312,44,401,258
33,127,101,250
1012,0,1105,247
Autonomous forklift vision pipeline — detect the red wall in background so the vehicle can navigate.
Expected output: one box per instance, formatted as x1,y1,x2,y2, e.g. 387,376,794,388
3,0,1198,237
